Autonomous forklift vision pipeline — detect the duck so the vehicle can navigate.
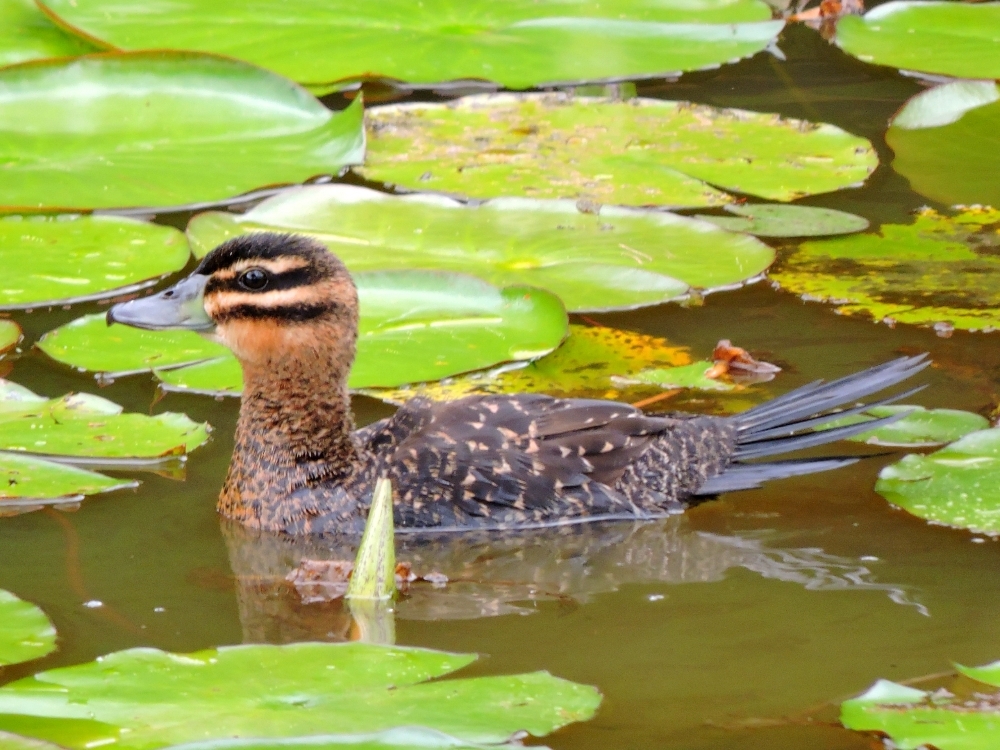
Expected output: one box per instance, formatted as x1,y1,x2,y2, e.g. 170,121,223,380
107,233,928,535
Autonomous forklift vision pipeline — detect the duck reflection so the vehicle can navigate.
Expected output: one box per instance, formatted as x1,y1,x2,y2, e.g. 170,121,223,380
220,516,923,644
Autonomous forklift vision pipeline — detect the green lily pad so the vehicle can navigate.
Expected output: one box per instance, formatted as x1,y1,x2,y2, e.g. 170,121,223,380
0,215,190,309
821,405,989,447
0,52,364,211
186,185,774,312
0,451,135,506
361,94,877,208
886,81,1000,208
693,204,870,238
0,589,55,667
164,729,537,750
836,2,1000,82
0,732,65,750
0,379,210,461
0,0,94,68
0,322,19,354
40,271,569,393
842,659,1000,750
0,643,600,750
876,427,1000,534
770,206,1000,331
615,362,734,391
38,0,780,90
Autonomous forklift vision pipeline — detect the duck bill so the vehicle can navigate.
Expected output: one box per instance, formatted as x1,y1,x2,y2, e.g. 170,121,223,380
107,274,215,332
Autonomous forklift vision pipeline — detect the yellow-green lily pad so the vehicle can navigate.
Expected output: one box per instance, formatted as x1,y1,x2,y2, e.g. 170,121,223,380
0,215,190,309
0,0,94,68
0,451,135,506
770,206,1000,331
694,203,870,238
186,185,774,312
0,589,55,667
0,322,19,354
0,643,600,750
361,94,878,208
821,405,988,447
615,362,735,391
0,52,364,210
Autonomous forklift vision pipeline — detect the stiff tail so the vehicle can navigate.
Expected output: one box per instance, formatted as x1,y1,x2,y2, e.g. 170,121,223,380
695,355,930,495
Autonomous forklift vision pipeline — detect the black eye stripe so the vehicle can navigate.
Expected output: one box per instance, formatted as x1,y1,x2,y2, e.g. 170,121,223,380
205,267,320,295
213,302,334,324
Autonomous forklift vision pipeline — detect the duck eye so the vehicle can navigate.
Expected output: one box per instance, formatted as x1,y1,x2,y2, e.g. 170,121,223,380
238,268,269,291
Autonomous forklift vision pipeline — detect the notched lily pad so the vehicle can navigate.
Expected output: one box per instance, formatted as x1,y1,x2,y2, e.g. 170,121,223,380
876,427,1000,534
37,0,780,89
0,642,600,750
770,205,1000,331
186,184,775,312
361,94,877,208
694,203,869,237
0,589,56,667
0,322,19,354
40,272,569,394
821,405,988,447
887,81,1000,208
0,52,364,210
0,215,190,309
0,0,94,68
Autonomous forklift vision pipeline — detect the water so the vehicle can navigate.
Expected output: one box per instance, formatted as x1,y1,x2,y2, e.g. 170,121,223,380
1,21,997,750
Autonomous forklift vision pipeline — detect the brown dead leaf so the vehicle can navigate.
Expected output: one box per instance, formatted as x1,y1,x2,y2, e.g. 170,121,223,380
287,559,420,604
708,339,782,380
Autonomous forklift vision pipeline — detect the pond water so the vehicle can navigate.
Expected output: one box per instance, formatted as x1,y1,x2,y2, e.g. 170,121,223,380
1,20,997,750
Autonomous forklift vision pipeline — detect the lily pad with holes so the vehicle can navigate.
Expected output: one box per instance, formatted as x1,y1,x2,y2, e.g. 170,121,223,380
0,52,364,211
186,185,774,312
769,206,1000,331
40,271,569,394
694,204,869,238
876,427,1000,534
886,81,1000,208
0,642,600,750
820,405,988,447
0,322,19,354
0,451,135,507
0,589,55,667
38,0,780,90
0,0,94,68
836,2,1000,82
361,94,877,208
0,215,190,309
0,379,210,461
842,658,1000,750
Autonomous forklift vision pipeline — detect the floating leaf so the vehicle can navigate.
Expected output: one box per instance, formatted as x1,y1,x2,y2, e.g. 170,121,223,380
0,379,210,461
162,728,539,750
837,2,1000,82
876,427,1000,534
0,0,94,68
842,658,1000,750
361,94,877,208
38,0,780,89
770,206,1000,331
0,589,55,667
693,204,869,237
0,322,19,354
186,185,774,312
0,732,66,750
820,405,988,447
886,81,1000,208
0,643,600,750
0,215,190,309
0,52,364,210
615,362,735,391
362,324,691,403
0,451,135,506
40,272,569,393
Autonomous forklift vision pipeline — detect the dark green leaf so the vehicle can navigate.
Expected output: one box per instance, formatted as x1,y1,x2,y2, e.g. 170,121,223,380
0,590,55,667
694,204,869,238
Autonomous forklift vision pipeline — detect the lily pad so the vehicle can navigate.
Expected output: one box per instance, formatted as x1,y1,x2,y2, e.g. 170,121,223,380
361,94,877,208
0,0,94,68
821,405,989,447
842,659,1000,750
40,271,569,393
0,451,135,506
615,362,734,391
886,81,1000,208
836,2,1000,82
38,0,781,90
164,729,538,750
0,215,190,309
0,322,19,354
770,206,1000,331
876,427,1000,534
693,204,870,238
0,52,364,210
186,185,774,312
0,642,600,750
0,732,65,750
0,379,210,461
0,589,55,667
